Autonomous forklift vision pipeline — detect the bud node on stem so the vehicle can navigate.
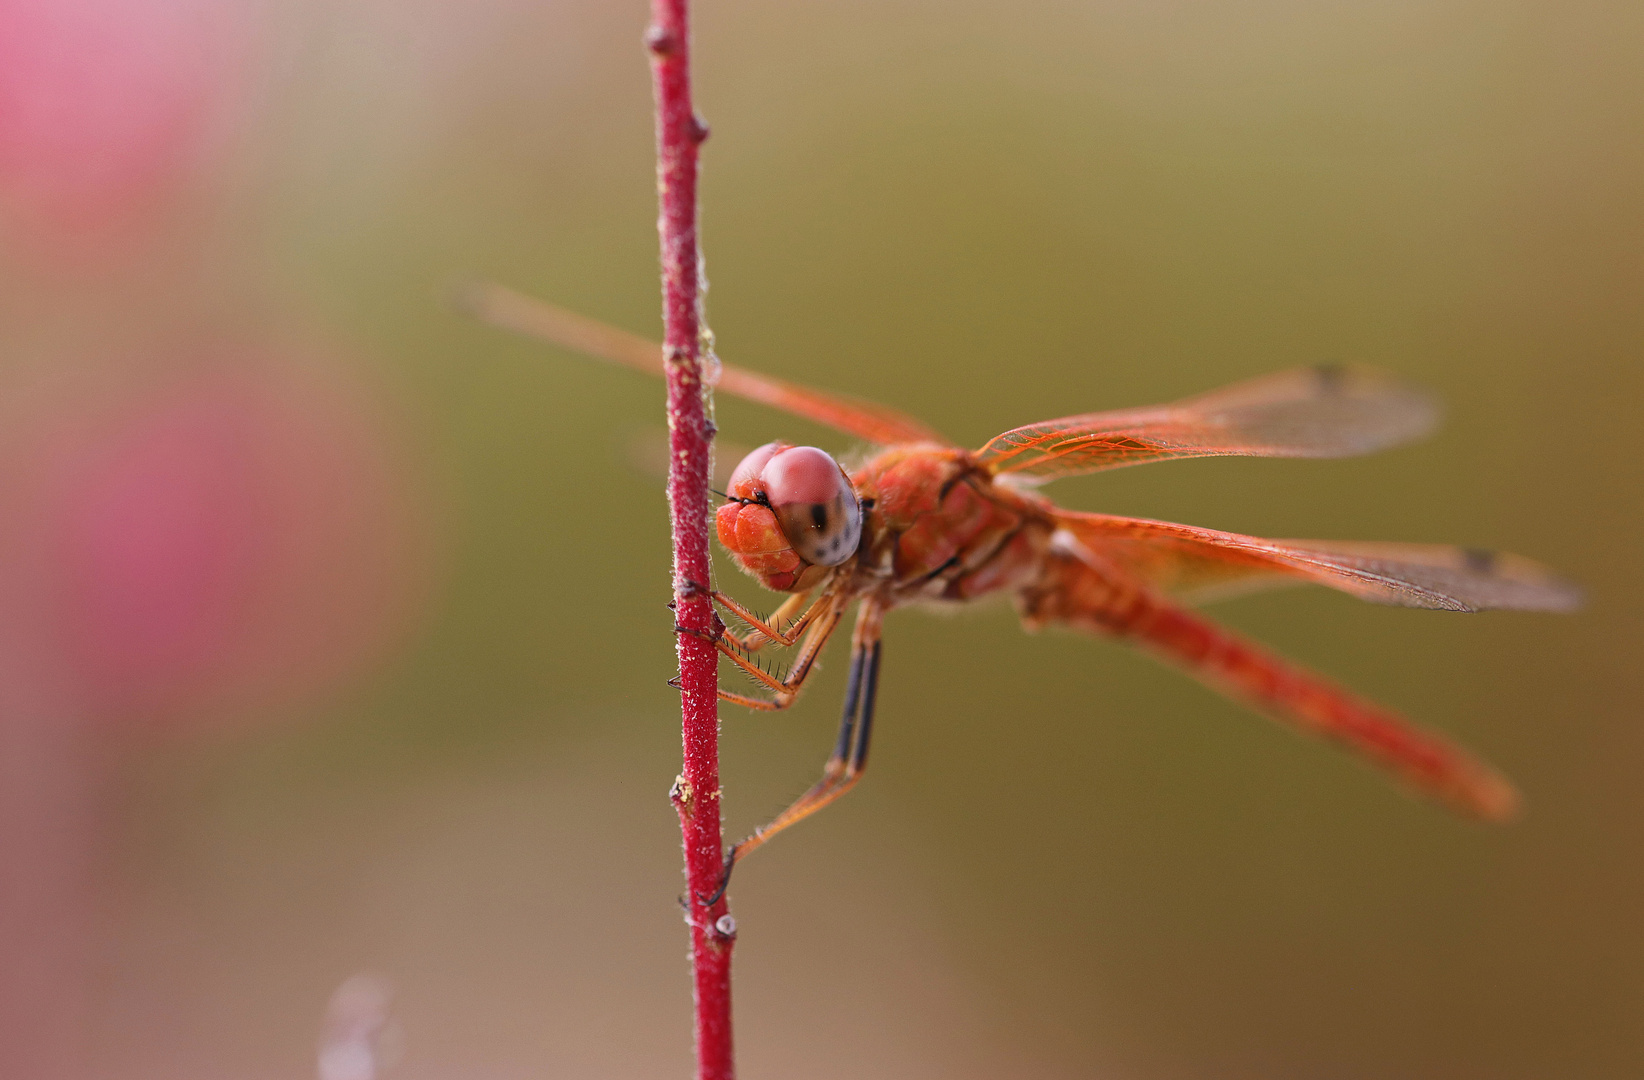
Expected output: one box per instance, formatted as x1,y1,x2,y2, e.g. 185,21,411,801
645,24,679,55
670,774,695,816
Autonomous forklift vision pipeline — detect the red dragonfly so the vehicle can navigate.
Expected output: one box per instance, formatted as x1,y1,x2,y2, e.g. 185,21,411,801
471,283,1579,885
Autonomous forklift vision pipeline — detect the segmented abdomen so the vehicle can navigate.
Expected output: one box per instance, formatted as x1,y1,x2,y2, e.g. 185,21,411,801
1020,547,1518,820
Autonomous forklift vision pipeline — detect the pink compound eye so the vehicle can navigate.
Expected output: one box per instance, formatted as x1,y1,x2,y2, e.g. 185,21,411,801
727,441,784,499
761,446,861,567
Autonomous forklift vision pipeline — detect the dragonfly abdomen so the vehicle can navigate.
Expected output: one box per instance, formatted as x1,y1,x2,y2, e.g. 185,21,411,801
1017,545,1518,820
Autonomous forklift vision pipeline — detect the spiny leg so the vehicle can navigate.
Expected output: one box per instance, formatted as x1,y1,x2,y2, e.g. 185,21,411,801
713,589,819,651
721,635,881,878
675,591,846,710
708,593,845,701
704,601,885,903
676,578,823,651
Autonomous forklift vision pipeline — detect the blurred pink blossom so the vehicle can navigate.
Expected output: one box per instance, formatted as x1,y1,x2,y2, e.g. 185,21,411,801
3,346,428,727
0,343,428,1077
0,0,256,240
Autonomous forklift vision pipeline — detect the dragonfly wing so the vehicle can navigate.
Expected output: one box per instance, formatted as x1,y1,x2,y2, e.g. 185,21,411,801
462,282,948,447
1054,511,1583,613
626,429,753,491
978,365,1438,480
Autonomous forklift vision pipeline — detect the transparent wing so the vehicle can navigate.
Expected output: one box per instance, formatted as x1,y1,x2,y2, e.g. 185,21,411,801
1054,511,1583,613
977,365,1439,480
462,282,948,447
626,429,752,490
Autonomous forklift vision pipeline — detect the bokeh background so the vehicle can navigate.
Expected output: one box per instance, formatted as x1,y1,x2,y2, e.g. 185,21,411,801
0,0,1636,1077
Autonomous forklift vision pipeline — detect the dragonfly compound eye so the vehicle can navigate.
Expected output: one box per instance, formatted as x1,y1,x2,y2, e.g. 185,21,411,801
727,441,786,500
762,445,862,567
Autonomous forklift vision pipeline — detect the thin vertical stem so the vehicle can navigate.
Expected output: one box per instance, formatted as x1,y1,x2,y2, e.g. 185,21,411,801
647,2,734,1078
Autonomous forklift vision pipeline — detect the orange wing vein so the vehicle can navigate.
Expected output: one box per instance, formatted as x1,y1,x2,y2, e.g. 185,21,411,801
462,282,948,447
1054,511,1583,613
977,365,1438,480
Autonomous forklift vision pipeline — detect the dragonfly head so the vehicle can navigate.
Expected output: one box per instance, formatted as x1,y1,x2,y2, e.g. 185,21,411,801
716,442,862,591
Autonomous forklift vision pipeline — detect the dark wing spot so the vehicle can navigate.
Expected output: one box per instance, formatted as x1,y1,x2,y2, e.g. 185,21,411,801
1463,547,1498,574
810,504,828,530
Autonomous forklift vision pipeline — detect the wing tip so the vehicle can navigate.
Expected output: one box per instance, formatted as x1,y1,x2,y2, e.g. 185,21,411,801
1474,552,1585,614
1448,764,1522,823
447,277,488,315
1302,364,1443,454
450,278,523,327
1273,542,1584,614
1527,581,1585,614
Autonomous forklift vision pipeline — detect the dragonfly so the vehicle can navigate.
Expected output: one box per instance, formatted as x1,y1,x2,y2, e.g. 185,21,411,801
468,282,1580,893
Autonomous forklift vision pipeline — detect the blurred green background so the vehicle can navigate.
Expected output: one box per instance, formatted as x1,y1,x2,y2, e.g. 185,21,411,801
39,0,1640,1076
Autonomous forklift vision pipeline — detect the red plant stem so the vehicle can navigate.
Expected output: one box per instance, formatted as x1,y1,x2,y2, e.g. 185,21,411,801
648,3,735,1079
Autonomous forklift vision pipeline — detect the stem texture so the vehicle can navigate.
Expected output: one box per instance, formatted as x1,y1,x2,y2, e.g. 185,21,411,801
648,2,734,1077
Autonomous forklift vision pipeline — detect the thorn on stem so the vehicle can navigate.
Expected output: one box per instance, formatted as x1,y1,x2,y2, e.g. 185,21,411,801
713,914,737,940
688,113,711,144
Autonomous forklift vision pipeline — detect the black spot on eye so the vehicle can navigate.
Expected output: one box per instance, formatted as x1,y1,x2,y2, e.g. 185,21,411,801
1463,547,1498,574
811,504,828,530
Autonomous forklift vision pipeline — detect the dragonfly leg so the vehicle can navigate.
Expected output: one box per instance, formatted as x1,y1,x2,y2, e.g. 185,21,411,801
675,591,847,710
708,594,844,698
668,674,805,712
674,579,820,650
704,601,884,903
712,589,819,651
